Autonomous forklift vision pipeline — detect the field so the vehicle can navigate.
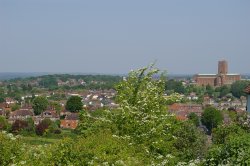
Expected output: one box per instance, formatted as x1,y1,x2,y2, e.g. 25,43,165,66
21,129,77,145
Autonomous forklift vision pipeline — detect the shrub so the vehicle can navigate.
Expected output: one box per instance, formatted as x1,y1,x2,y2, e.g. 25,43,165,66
205,133,250,165
36,119,52,136
0,132,23,165
53,129,61,134
0,116,10,131
212,123,245,144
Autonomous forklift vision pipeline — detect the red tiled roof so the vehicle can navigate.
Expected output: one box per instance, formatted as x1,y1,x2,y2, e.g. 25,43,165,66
169,103,202,113
10,109,34,117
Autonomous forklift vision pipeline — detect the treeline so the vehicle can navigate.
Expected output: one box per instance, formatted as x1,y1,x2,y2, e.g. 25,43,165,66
9,74,122,88
166,79,250,99
0,74,122,102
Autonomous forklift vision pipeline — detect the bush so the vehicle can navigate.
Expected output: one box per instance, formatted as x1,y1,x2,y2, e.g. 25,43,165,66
0,116,10,131
205,133,250,165
188,112,200,127
212,123,245,145
36,119,52,136
0,132,23,165
53,129,61,134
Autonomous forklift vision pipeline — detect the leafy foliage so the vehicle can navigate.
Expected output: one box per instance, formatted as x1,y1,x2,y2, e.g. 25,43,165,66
231,80,250,98
165,92,185,105
212,123,245,145
32,96,49,115
0,116,10,131
75,65,207,164
65,96,83,112
36,119,53,136
166,79,186,94
201,107,223,133
206,133,250,165
0,132,23,166
11,103,20,112
215,85,230,98
188,112,200,127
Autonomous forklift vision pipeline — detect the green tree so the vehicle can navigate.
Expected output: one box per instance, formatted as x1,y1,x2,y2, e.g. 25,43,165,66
166,79,186,94
231,80,250,98
65,96,83,112
24,117,35,134
206,133,250,165
35,118,53,136
201,107,223,134
32,96,49,115
0,97,5,103
49,101,62,114
39,76,58,88
11,103,20,112
188,112,200,127
205,84,214,96
212,123,245,145
114,65,206,163
215,85,230,98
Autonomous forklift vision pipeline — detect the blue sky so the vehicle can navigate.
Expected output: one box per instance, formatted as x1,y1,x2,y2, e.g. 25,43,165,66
0,0,249,74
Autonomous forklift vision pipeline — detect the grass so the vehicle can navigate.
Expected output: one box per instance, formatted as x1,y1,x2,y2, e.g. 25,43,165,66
21,129,78,145
22,136,58,145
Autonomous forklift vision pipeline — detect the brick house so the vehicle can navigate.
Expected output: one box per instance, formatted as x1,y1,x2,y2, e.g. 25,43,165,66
60,113,79,129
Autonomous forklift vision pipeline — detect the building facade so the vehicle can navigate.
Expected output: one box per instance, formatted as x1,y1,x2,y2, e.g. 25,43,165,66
194,60,241,87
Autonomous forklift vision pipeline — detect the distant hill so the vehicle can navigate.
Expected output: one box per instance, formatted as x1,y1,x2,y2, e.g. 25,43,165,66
0,73,49,81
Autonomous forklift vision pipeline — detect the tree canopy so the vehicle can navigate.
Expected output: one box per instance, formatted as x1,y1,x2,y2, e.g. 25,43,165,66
65,96,83,112
165,79,186,94
188,112,200,127
231,80,250,98
32,96,49,115
201,107,223,133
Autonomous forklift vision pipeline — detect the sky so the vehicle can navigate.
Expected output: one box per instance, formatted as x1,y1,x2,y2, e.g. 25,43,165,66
0,0,250,74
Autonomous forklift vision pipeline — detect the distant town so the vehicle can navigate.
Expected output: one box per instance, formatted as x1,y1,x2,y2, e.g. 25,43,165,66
0,60,249,130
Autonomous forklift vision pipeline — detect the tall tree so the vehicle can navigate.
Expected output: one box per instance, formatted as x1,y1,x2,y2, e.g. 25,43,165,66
231,80,250,98
65,96,83,112
201,107,223,134
165,79,186,94
32,96,49,115
188,112,200,127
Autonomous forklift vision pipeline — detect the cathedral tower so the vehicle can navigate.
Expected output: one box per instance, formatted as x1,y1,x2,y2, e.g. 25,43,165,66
218,60,228,75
